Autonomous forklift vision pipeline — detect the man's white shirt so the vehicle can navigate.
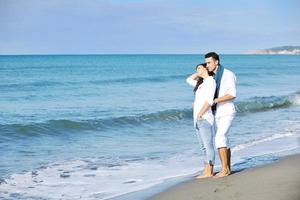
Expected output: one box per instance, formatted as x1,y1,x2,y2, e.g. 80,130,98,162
215,68,237,118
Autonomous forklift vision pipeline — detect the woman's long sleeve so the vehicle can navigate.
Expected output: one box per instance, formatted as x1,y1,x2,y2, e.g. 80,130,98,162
186,77,197,87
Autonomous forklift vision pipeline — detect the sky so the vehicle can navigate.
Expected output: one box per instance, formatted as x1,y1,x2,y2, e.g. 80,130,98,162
0,0,300,54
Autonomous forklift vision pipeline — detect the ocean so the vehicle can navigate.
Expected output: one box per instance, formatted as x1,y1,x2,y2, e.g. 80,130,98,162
0,54,300,199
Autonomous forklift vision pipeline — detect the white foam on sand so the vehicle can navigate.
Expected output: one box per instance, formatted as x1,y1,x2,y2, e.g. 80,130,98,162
0,150,204,200
231,122,300,164
1,122,300,200
232,132,294,152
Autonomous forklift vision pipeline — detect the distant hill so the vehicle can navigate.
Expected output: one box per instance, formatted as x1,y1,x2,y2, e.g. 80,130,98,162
248,46,300,55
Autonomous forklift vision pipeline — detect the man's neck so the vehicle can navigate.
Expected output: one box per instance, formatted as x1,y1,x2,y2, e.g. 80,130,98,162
213,65,219,74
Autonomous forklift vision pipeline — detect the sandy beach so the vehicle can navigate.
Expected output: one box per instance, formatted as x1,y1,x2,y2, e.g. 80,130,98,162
149,154,300,200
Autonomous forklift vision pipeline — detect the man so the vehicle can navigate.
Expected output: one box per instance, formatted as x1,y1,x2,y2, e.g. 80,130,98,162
205,52,236,178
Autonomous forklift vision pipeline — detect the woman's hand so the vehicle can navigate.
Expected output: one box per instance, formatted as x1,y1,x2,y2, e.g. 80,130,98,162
197,114,203,121
190,73,199,80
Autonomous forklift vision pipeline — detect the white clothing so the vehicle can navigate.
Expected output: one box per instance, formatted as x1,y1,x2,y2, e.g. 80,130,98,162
214,114,235,148
215,68,237,118
186,76,216,126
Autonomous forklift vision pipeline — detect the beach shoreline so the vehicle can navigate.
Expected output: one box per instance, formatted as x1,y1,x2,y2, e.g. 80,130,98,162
148,153,300,200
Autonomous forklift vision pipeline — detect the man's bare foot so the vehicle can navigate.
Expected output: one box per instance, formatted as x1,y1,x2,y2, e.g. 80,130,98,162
214,170,230,178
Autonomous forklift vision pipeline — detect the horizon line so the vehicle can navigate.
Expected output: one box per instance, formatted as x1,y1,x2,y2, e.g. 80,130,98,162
2,52,295,56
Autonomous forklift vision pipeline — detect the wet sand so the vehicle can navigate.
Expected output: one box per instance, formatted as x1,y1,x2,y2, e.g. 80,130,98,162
149,154,300,200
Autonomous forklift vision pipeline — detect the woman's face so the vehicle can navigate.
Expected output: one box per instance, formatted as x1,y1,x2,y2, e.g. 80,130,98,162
196,65,206,77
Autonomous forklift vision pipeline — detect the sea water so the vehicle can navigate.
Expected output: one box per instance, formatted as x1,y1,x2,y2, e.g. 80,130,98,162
0,55,300,199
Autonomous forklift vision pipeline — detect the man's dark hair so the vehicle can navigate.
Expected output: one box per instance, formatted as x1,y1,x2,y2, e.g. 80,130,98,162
205,52,220,64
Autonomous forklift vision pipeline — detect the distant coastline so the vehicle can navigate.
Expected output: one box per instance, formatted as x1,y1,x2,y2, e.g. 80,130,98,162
247,46,300,55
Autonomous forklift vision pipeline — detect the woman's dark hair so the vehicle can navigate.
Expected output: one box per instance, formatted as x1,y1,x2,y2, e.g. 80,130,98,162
193,63,215,93
193,63,206,93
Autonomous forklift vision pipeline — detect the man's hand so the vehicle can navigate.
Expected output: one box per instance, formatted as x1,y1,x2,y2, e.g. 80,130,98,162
214,95,235,104
213,98,218,105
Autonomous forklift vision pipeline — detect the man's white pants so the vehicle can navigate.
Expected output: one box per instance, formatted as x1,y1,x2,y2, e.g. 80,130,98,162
214,114,235,149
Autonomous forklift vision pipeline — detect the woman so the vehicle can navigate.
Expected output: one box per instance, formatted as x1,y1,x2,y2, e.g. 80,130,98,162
186,63,216,178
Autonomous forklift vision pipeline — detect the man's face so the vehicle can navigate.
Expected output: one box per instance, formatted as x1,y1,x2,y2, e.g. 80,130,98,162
205,57,219,72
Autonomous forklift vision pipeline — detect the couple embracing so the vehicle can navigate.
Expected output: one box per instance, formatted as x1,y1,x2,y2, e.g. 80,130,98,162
186,52,237,178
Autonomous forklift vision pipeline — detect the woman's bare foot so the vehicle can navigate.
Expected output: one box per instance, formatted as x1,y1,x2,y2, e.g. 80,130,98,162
195,164,214,179
195,174,213,179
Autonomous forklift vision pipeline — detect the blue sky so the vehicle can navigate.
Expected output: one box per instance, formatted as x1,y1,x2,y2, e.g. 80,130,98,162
0,0,299,54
